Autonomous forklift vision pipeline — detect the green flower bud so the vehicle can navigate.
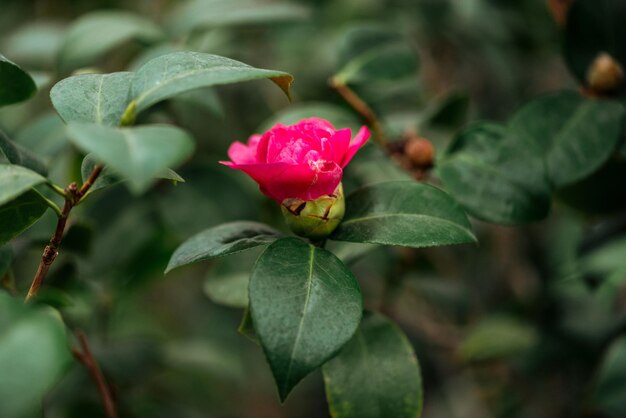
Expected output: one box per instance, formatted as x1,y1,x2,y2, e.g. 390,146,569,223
280,184,345,240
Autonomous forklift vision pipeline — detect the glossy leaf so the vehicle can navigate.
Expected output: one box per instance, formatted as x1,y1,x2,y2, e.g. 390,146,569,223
508,91,625,188
50,72,133,126
438,122,551,224
131,51,293,112
0,190,49,245
0,293,71,418
249,237,363,401
332,181,476,247
322,313,423,418
0,54,37,106
204,272,249,308
66,123,194,193
0,130,47,176
169,0,310,35
564,0,626,93
58,11,164,71
0,164,46,206
80,154,184,195
165,221,283,273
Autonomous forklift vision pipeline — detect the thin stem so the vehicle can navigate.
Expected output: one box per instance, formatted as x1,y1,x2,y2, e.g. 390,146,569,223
330,77,388,146
72,331,118,418
32,189,62,217
46,182,68,198
25,165,103,302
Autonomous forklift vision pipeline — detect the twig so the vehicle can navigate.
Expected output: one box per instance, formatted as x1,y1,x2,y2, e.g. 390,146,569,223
72,330,118,418
329,77,388,146
25,165,103,302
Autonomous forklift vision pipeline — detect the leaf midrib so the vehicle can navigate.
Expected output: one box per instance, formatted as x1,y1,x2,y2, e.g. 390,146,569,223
282,244,315,397
339,212,473,237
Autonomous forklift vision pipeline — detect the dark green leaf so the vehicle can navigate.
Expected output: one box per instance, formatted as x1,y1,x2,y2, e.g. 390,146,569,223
438,122,551,224
165,221,283,273
169,0,310,35
322,312,422,418
0,164,46,206
0,130,47,176
0,54,37,106
332,181,476,247
0,293,71,418
0,190,49,245
50,72,134,126
66,123,194,193
564,0,626,93
250,237,363,401
58,11,164,71
508,91,625,188
131,51,293,112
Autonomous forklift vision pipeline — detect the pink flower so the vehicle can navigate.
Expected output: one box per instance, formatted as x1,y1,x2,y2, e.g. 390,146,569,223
220,118,370,203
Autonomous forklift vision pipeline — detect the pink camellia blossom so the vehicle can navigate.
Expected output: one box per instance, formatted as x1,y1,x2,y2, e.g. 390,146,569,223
220,118,370,203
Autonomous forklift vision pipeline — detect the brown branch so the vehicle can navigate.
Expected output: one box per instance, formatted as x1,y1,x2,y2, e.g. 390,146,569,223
330,77,388,146
25,165,103,302
72,330,118,418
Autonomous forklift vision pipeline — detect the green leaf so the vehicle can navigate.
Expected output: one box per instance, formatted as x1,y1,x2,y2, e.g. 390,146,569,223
165,221,283,273
50,72,134,126
238,308,258,344
204,272,249,308
0,293,72,418
66,123,194,193
0,130,47,176
592,336,626,416
0,164,46,206
508,91,625,188
335,25,418,85
80,154,184,195
131,51,293,112
332,181,476,247
564,0,626,93
169,0,310,35
3,22,64,70
249,237,363,401
0,54,37,107
15,113,68,158
0,190,49,245
438,122,551,224
322,312,423,418
58,11,164,71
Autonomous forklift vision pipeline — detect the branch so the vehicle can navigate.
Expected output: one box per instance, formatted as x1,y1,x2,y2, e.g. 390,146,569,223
72,331,118,418
25,165,104,302
330,77,388,146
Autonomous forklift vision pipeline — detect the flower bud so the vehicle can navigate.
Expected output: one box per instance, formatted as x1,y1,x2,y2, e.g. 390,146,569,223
280,184,345,240
586,52,624,93
404,137,435,168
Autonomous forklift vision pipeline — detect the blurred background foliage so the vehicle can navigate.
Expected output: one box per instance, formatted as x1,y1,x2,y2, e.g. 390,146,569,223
1,0,626,417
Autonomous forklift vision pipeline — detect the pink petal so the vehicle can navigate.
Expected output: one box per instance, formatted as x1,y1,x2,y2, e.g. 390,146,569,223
326,128,351,164
341,126,370,167
223,161,342,202
227,134,262,164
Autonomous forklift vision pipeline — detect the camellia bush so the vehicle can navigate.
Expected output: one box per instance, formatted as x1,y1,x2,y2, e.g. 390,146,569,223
2,0,626,417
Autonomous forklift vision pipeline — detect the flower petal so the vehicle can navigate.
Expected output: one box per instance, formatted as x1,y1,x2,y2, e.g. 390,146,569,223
222,161,342,202
227,134,262,164
341,125,370,167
